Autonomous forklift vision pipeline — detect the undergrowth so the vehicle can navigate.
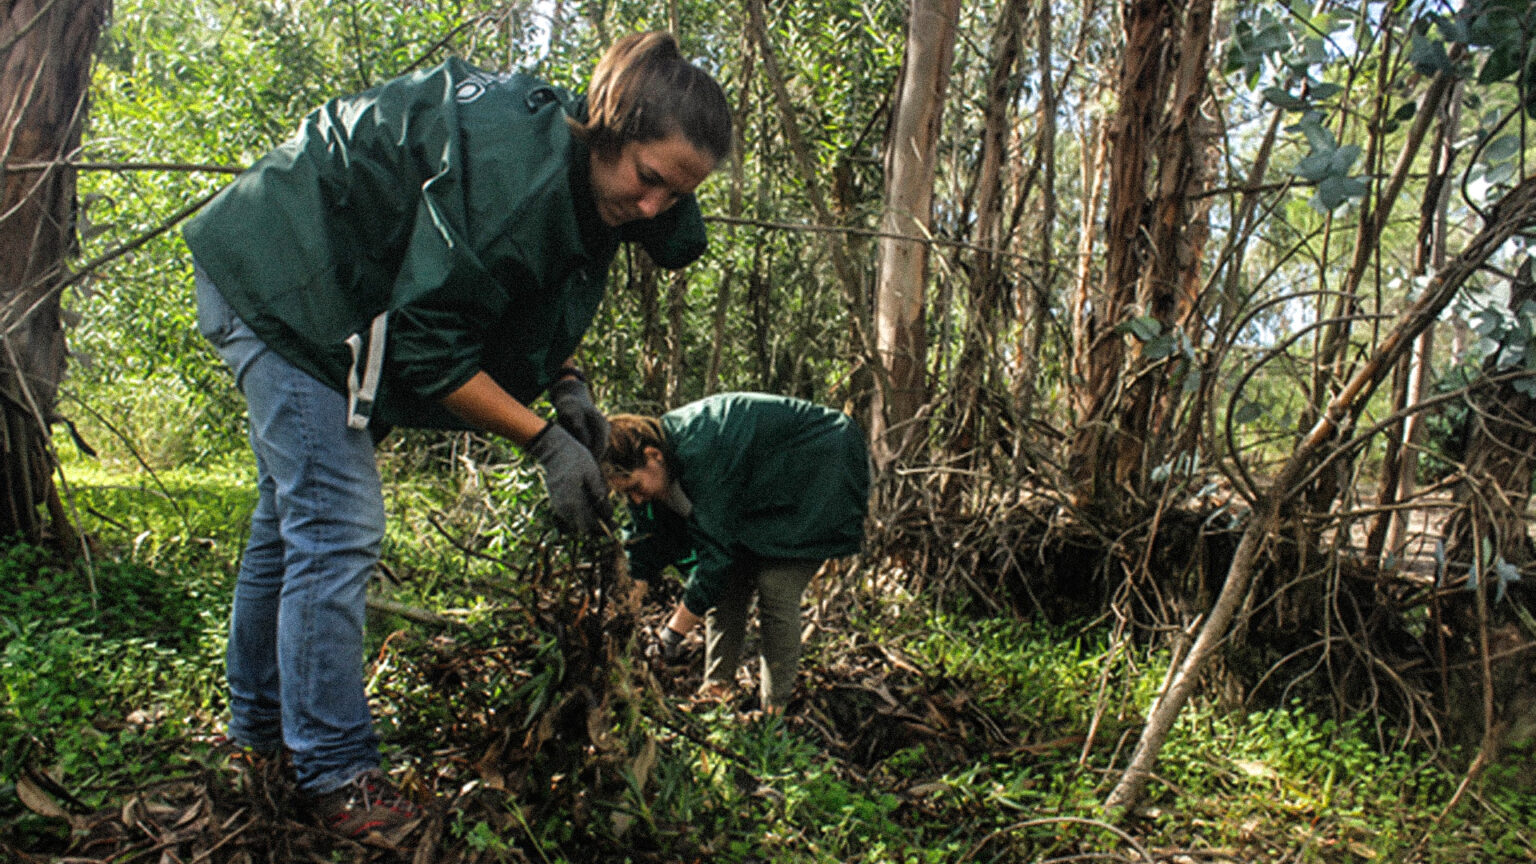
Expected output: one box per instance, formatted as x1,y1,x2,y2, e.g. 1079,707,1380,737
3,456,1535,861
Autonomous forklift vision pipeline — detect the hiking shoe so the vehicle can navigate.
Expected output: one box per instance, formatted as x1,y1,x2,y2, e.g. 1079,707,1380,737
307,769,423,840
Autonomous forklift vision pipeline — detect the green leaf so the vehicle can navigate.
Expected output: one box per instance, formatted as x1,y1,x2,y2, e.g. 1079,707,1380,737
1472,307,1503,337
1294,116,1338,151
1434,16,1469,44
1330,144,1362,174
1299,36,1330,66
1409,33,1450,75
1143,333,1176,360
1263,87,1309,111
1308,82,1342,101
1224,43,1250,77
1486,161,1516,186
1295,151,1334,182
1394,101,1418,122
1484,134,1520,163
1478,41,1522,84
1311,175,1367,211
1254,17,1290,53
1123,315,1161,342
1179,364,1202,396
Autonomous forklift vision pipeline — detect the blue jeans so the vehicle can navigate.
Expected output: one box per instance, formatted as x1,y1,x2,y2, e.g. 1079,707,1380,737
195,265,383,795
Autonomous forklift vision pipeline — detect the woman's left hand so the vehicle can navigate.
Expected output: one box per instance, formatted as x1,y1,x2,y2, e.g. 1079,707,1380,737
548,377,610,459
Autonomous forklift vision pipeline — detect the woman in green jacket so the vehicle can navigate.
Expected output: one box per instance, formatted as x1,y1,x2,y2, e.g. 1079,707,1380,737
185,32,730,837
604,393,870,713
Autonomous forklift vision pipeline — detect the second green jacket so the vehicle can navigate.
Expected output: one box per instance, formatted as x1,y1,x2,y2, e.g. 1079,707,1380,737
626,393,870,615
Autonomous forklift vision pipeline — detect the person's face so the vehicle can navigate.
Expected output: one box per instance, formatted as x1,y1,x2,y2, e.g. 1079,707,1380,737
608,446,670,505
588,132,715,227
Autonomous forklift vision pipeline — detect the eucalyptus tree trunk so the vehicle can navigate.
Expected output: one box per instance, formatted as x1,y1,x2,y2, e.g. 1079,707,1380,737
870,0,960,466
1015,0,1057,426
949,0,1027,458
1366,85,1460,566
0,0,110,548
1120,0,1214,486
1065,0,1214,510
633,256,666,406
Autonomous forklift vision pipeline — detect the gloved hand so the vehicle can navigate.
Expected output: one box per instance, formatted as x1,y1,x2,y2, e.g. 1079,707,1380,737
548,376,610,460
527,422,613,534
657,626,687,662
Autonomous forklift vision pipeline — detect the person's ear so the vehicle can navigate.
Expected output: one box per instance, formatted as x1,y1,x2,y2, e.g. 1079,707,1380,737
643,446,664,467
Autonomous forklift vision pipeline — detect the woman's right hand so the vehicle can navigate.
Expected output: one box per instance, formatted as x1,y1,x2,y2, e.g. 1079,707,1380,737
527,423,612,534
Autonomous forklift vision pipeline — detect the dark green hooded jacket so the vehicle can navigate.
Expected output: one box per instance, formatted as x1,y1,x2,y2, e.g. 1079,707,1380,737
625,393,870,615
183,58,706,429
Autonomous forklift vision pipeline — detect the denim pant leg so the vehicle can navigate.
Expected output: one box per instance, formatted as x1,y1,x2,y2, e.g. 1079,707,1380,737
223,447,285,752
703,564,755,691
196,267,384,794
754,561,818,710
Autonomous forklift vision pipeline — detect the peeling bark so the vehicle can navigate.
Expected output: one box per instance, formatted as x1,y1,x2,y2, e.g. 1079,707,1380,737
870,0,961,465
0,0,109,547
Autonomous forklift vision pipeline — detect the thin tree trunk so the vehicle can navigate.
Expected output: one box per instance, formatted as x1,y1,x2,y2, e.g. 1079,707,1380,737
1118,0,1215,494
745,0,872,368
665,270,686,406
1106,175,1536,815
1305,57,1461,511
950,0,1027,455
704,23,753,396
869,0,961,465
1015,0,1056,425
1069,116,1107,420
1367,83,1460,564
704,266,733,394
634,257,665,405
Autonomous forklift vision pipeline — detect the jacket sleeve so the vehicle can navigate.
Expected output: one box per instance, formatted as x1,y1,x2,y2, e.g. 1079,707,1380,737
680,533,733,616
619,194,707,269
666,417,747,615
383,208,505,404
624,502,694,585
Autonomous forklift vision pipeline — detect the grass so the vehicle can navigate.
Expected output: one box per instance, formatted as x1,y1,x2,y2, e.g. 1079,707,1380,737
4,455,1536,861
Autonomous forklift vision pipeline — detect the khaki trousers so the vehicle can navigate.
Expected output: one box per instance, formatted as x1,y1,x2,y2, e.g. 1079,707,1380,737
703,559,820,710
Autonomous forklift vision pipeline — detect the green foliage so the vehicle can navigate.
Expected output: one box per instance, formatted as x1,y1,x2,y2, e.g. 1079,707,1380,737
26,0,1536,857
1417,287,1536,486
8,449,1536,861
0,543,227,840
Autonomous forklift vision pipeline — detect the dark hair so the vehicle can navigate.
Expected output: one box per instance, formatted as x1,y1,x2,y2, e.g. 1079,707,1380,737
570,31,732,164
604,413,673,478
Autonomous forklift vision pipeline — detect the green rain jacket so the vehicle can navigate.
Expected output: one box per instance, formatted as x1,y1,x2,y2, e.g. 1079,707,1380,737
183,58,706,429
625,393,870,615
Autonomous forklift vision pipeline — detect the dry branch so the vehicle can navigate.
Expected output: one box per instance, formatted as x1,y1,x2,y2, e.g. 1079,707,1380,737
1105,174,1536,815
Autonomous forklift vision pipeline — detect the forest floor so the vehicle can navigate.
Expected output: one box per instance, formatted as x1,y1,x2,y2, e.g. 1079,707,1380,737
9,604,1054,864
7,489,1532,864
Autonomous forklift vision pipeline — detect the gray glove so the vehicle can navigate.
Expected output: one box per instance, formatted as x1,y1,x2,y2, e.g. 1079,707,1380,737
548,377,610,460
658,626,687,661
527,423,613,534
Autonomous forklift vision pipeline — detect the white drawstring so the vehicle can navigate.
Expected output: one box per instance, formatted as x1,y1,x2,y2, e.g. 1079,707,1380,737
345,312,388,430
